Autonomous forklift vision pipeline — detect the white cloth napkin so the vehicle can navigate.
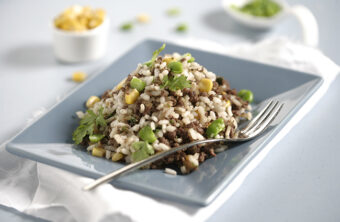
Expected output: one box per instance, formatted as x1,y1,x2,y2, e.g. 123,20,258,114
0,37,339,222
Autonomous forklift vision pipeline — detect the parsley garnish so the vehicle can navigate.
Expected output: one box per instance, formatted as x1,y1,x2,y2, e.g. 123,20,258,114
144,44,166,67
161,74,191,91
72,107,107,144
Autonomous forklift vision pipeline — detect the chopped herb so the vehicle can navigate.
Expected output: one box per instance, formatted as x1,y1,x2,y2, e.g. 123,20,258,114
176,23,188,32
216,77,224,85
120,126,129,133
183,53,195,63
144,44,166,68
120,22,133,31
127,116,138,126
232,0,281,18
131,141,154,162
72,107,107,145
166,7,181,16
161,74,191,91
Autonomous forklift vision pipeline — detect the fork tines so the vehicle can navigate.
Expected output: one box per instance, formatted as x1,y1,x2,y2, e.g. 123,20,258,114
241,100,284,138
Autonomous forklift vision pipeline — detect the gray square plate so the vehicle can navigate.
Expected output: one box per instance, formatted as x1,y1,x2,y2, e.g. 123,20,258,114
6,39,322,206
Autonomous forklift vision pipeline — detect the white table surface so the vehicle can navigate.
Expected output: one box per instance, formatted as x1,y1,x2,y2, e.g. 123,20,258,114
1,0,339,221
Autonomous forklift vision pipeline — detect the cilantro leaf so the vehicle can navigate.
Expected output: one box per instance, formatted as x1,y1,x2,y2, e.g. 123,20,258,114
160,75,169,89
72,124,94,145
144,44,166,68
161,74,191,91
72,107,107,145
95,107,107,127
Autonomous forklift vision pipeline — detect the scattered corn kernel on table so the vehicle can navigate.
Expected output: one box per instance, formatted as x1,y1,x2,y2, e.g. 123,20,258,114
0,0,340,221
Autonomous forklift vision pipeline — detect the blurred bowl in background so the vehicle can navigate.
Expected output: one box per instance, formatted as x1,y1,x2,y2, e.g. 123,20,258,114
222,0,318,46
52,18,110,63
222,0,288,30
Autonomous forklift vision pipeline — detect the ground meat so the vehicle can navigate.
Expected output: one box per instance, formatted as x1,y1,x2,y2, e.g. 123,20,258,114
186,122,204,135
213,81,219,90
120,74,133,93
177,98,185,107
177,128,190,143
167,96,177,106
159,137,170,146
164,131,176,141
200,92,208,97
227,89,237,95
198,152,206,163
182,88,199,105
101,90,111,100
187,145,200,154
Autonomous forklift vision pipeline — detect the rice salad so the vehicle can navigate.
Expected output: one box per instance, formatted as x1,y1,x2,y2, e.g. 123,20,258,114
72,44,253,174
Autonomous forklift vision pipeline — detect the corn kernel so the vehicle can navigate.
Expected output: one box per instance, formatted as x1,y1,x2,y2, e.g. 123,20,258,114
125,89,140,104
112,152,124,162
198,78,213,92
114,77,127,91
163,57,175,64
54,5,106,31
86,96,100,108
72,71,87,82
136,13,151,23
92,147,105,157
95,9,106,19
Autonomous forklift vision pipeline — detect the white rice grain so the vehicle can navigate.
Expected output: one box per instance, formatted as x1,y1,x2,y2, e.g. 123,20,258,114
164,168,177,175
166,125,176,132
76,111,85,119
105,150,111,159
140,104,145,113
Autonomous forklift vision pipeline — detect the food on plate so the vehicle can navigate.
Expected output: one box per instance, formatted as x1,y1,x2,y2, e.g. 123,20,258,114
54,5,106,31
72,44,253,174
232,0,281,18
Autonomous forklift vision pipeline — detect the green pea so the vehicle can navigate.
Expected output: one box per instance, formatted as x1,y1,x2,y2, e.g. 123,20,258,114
138,126,157,143
168,61,183,74
206,118,225,138
238,89,254,103
120,22,133,31
89,134,105,143
176,23,188,32
130,77,146,92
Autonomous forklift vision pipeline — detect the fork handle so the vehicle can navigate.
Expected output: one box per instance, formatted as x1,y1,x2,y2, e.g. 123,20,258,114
83,138,226,191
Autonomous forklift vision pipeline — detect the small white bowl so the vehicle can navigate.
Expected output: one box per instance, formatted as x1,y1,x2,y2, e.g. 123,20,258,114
222,0,319,46
222,0,288,29
52,18,110,63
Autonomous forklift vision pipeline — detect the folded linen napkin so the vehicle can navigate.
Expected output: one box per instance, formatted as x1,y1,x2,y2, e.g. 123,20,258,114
0,37,339,222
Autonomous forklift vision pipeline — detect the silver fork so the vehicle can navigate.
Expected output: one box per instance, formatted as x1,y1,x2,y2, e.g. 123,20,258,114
83,100,284,191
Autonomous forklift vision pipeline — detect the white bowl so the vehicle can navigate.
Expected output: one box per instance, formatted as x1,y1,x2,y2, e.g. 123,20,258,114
52,18,110,63
222,0,288,29
222,0,319,46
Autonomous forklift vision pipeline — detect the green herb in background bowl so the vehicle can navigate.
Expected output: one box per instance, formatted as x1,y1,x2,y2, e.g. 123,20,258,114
232,0,282,18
